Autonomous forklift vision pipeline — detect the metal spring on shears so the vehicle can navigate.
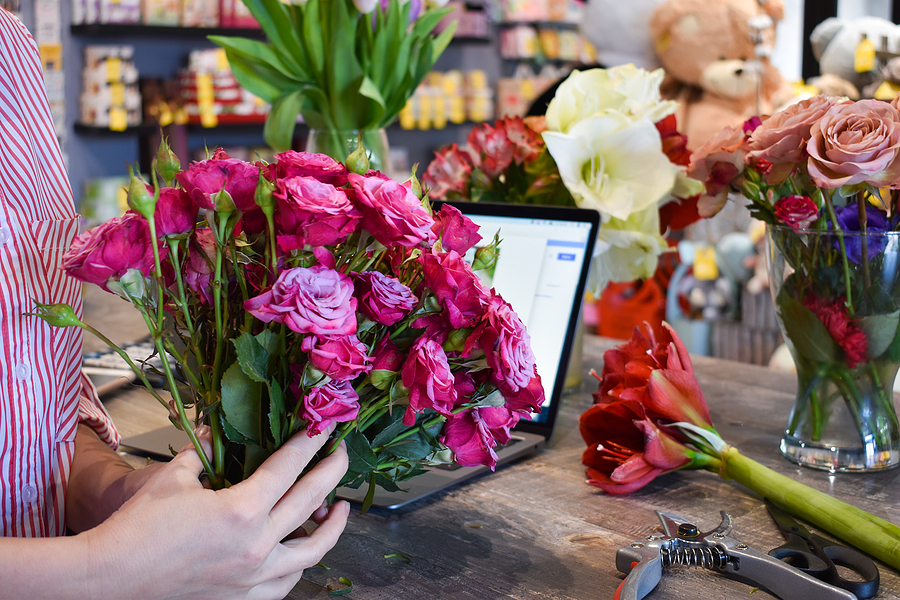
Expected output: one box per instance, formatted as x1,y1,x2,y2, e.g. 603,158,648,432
660,544,729,570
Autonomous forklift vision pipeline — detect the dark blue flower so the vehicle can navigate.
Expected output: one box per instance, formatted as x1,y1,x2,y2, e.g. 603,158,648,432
830,204,891,262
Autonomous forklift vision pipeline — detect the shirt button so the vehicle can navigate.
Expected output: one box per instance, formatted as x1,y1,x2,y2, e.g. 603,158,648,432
22,485,37,504
15,363,30,380
0,227,9,245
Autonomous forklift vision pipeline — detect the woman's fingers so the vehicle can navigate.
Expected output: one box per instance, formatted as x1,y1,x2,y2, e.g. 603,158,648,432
265,500,351,583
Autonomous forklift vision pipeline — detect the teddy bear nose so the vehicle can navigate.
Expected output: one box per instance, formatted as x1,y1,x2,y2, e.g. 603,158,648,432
734,68,744,76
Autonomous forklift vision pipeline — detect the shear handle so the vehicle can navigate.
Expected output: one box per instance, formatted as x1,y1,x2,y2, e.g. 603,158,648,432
614,555,663,600
815,541,880,600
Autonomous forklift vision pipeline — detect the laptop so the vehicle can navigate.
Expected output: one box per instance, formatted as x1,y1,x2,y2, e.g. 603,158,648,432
337,201,599,508
114,202,600,508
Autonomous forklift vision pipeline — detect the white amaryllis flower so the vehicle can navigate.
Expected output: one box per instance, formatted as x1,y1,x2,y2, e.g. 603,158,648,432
543,111,681,222
588,207,670,293
545,65,678,134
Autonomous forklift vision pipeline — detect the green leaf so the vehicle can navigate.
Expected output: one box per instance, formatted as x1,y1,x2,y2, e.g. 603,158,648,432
776,289,840,364
207,35,304,81
221,361,264,444
344,428,378,474
856,310,900,359
269,379,285,447
371,411,407,447
265,89,306,151
383,438,432,461
218,49,294,104
233,331,272,383
327,576,353,596
239,0,307,75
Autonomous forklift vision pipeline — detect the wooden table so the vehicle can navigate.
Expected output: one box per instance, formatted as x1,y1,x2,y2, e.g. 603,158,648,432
86,285,900,599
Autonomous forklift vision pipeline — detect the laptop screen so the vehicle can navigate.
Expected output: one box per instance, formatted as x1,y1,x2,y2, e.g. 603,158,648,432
434,201,600,433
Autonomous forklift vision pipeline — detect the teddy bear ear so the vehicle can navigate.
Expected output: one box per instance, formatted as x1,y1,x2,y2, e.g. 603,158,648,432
648,0,690,55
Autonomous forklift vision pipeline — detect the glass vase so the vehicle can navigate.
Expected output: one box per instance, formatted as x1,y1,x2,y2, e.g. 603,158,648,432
306,128,393,179
766,224,900,472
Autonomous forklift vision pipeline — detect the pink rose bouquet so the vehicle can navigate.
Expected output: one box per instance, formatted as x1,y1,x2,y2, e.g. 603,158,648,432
689,94,900,471
34,139,543,510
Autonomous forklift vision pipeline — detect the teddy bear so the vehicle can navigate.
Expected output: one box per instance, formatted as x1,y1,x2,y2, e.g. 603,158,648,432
649,0,792,151
809,16,900,100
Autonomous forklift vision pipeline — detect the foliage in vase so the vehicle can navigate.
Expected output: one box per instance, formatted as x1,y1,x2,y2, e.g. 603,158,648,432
210,0,456,151
423,65,707,294
34,140,544,511
689,94,900,462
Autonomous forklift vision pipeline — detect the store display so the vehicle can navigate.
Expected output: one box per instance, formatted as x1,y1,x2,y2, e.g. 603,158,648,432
181,0,218,27
400,69,495,130
178,48,268,126
141,0,180,25
80,45,142,130
496,64,566,118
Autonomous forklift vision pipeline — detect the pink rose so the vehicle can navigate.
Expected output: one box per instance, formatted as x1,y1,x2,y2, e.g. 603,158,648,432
748,95,845,184
153,186,196,237
431,204,482,255
272,150,349,187
348,173,437,248
301,334,372,381
421,250,489,329
62,211,162,292
401,337,457,426
291,373,360,436
466,121,515,179
184,228,216,304
687,125,748,218
808,99,900,188
474,293,539,396
176,148,260,212
773,195,819,229
440,405,521,468
371,337,404,372
274,176,361,251
423,144,472,199
353,271,417,326
244,265,357,336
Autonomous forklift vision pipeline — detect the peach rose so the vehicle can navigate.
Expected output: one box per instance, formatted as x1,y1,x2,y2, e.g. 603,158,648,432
807,99,900,188
687,125,747,217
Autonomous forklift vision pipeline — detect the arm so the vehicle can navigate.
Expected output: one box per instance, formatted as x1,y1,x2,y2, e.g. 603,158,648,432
0,427,349,600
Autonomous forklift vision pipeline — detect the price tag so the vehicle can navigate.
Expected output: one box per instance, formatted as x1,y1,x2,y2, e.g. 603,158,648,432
200,110,218,128
216,49,230,72
106,57,122,82
110,82,125,106
109,108,128,132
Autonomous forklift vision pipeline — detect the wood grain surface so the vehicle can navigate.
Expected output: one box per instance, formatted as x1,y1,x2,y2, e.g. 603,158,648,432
83,285,900,599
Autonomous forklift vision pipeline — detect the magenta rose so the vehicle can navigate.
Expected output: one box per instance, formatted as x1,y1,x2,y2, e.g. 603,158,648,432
153,186,196,237
431,204,482,255
301,334,372,381
808,99,900,188
748,95,845,184
773,195,819,229
62,211,162,292
244,265,357,336
184,227,216,304
401,337,457,426
440,405,520,468
474,292,539,395
353,271,417,326
422,143,472,199
371,337,404,372
272,150,349,187
421,250,489,329
274,176,361,251
291,373,360,436
348,173,437,248
176,148,260,212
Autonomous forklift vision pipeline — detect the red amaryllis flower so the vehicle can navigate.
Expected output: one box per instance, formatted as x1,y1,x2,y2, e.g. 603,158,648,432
802,295,868,368
466,121,516,179
423,144,472,199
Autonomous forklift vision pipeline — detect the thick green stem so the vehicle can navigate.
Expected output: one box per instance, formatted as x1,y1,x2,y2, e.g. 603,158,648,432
719,447,900,570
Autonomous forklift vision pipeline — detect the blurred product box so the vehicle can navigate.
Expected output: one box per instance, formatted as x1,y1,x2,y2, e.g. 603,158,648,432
218,0,259,28
81,176,129,228
182,0,219,27
99,0,141,23
400,69,494,130
435,2,489,39
502,0,547,21
178,48,268,126
80,45,142,130
142,0,181,25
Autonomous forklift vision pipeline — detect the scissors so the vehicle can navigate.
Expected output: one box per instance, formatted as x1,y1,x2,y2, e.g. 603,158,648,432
765,498,880,599
614,509,858,600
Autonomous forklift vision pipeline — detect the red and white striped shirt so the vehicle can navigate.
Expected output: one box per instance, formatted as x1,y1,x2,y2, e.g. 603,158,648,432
0,7,119,538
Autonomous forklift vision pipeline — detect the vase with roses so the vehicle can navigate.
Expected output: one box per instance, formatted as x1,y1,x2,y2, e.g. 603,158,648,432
690,94,900,472
34,140,544,512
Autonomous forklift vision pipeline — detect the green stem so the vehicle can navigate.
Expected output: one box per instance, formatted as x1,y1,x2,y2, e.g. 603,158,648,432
719,447,900,570
857,191,871,290
823,191,855,314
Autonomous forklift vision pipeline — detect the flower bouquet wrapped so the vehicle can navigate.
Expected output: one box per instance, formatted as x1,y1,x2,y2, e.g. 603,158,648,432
210,0,456,155
580,322,900,570
34,141,543,510
423,65,706,294
689,94,900,470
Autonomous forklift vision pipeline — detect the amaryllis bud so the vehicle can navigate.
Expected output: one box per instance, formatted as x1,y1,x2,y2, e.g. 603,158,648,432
155,137,181,186
126,164,157,220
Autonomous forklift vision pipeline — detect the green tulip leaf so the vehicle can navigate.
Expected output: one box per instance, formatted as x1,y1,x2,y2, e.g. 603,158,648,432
218,49,294,104
856,310,900,359
207,35,303,81
776,289,840,363
221,361,263,444
240,0,306,75
265,89,307,151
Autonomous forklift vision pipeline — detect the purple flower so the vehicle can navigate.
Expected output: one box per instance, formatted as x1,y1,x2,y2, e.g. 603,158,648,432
353,271,417,326
831,204,891,262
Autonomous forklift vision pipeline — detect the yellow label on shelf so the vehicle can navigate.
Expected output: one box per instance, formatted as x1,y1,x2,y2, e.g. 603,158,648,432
158,104,174,127
200,110,218,128
874,80,900,101
110,82,125,106
39,44,63,72
109,108,128,132
855,36,876,72
215,49,230,72
106,58,122,83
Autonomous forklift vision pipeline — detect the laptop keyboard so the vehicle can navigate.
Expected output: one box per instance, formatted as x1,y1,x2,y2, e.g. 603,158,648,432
434,437,522,471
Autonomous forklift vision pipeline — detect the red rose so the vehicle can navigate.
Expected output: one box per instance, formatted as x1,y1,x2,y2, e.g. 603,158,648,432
175,148,260,212
291,374,360,436
475,292,539,395
440,405,520,469
274,176,361,250
802,296,868,368
153,186,196,237
421,250,489,329
62,211,162,292
773,195,819,230
184,228,216,304
301,334,372,382
401,337,457,426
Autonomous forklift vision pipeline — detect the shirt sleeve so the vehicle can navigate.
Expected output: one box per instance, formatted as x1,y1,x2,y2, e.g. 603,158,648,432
77,372,121,450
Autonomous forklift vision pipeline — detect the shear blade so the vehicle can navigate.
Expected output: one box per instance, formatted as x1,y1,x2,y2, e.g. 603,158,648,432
655,510,734,538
